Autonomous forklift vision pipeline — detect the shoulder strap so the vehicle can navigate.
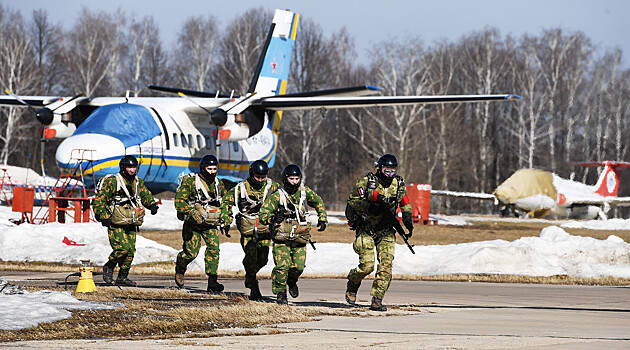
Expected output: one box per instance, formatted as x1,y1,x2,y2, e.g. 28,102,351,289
115,173,139,209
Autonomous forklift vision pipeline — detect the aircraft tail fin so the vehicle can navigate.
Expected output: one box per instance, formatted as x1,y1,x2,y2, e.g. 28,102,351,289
576,161,630,196
248,9,298,135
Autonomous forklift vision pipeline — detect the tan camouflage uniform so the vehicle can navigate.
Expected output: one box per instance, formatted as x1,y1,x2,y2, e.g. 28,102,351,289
259,186,327,294
175,174,227,276
222,178,280,288
93,175,157,269
347,173,412,298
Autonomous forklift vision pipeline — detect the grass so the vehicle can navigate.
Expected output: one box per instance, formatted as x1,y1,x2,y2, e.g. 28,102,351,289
0,286,415,342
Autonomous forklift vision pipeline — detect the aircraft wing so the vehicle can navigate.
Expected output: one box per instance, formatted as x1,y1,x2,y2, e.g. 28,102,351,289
0,95,64,108
567,196,630,207
255,94,520,111
431,190,497,201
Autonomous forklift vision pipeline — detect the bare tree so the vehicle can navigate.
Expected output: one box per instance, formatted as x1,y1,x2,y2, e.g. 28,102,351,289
59,7,124,96
0,6,37,165
122,15,161,96
172,15,218,91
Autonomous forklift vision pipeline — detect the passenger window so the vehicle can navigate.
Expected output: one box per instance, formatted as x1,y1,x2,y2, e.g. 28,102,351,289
232,142,239,152
173,133,179,147
197,135,203,149
188,134,193,148
205,136,212,150
180,134,186,147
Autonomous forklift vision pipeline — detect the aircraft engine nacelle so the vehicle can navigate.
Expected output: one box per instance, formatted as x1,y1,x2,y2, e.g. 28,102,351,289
42,114,76,139
212,107,265,142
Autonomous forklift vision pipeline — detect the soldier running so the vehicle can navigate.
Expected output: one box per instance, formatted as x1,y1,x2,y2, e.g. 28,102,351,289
221,160,280,300
345,154,414,311
258,164,327,305
174,155,228,293
94,155,159,287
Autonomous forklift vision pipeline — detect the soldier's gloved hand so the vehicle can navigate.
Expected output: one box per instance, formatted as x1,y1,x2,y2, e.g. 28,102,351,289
317,220,327,231
150,203,159,215
403,220,413,238
100,218,111,228
273,210,285,224
189,209,204,224
375,193,391,204
368,203,380,215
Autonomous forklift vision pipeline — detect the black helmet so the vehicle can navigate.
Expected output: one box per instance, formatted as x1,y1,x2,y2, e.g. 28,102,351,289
119,155,139,181
199,154,219,181
247,160,269,189
281,164,302,193
374,154,398,168
374,153,398,185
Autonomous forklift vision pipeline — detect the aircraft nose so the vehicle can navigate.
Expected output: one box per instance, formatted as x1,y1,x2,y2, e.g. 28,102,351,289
56,133,125,167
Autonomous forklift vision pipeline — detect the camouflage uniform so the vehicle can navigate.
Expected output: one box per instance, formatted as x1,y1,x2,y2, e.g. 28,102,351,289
222,178,280,288
259,185,327,294
175,174,227,276
93,175,157,269
347,173,412,298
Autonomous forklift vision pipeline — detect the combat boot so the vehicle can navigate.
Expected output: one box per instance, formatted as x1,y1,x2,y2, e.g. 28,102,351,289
345,280,361,305
207,274,224,293
288,282,299,298
174,265,186,288
370,296,387,311
276,289,288,305
115,268,137,287
102,260,116,285
249,281,263,301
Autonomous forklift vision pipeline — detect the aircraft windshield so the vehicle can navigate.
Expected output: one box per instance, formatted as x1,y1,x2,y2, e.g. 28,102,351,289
73,103,161,148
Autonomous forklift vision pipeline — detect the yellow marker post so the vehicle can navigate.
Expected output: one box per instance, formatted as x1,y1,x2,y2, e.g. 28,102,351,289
75,259,97,293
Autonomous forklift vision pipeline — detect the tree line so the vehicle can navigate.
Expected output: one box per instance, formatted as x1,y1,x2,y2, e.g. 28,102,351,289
0,5,628,215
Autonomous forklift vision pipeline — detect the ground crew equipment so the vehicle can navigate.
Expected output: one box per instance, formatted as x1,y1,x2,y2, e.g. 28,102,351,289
75,260,97,293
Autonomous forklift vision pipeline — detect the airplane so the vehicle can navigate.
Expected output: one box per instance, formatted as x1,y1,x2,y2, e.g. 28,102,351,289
0,9,520,194
431,161,630,220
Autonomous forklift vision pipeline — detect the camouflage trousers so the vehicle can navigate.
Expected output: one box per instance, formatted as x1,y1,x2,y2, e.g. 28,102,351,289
241,235,272,288
347,233,395,298
176,221,220,275
271,242,306,294
107,225,137,270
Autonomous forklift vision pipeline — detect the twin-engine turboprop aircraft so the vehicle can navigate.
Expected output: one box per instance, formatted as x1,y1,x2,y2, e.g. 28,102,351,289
432,161,630,219
0,9,519,193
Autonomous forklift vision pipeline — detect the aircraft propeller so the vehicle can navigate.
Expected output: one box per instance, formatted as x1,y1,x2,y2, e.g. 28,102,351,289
4,90,83,177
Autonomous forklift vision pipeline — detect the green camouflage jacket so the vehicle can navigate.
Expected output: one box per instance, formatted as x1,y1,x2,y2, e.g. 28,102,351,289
221,177,281,225
93,174,156,220
259,185,327,226
347,173,412,228
175,173,227,217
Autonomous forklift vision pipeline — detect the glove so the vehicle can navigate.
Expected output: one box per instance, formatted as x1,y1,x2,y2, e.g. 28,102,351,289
189,209,204,224
317,220,327,232
368,203,381,215
375,193,392,204
403,219,414,238
100,218,111,228
150,203,159,215
272,210,286,224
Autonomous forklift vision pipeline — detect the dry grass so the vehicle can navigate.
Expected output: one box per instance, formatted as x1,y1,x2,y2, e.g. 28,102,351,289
0,288,324,342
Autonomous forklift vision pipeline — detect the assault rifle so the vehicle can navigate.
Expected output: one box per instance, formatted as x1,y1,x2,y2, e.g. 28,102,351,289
381,207,415,254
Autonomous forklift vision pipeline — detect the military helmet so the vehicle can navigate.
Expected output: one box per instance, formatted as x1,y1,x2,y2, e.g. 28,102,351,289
199,154,219,181
374,154,398,168
248,160,269,189
249,160,269,177
281,164,302,193
119,155,139,180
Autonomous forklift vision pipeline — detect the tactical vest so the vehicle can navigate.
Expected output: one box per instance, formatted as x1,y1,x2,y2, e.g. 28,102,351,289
234,178,272,237
273,185,312,244
97,173,145,226
345,172,404,235
180,173,223,226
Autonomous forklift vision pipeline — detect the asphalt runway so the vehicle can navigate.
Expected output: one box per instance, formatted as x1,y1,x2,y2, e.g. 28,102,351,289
2,271,630,349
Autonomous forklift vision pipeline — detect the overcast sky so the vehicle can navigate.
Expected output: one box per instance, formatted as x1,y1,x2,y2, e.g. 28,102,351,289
5,0,629,67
